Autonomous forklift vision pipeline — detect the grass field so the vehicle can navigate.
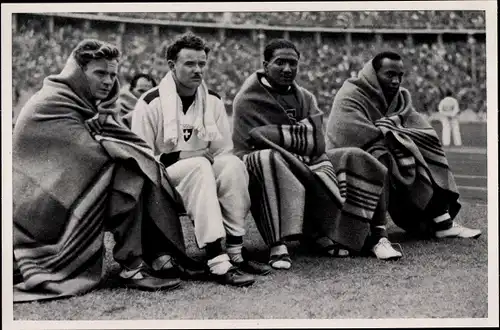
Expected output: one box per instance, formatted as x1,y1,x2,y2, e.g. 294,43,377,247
13,199,488,320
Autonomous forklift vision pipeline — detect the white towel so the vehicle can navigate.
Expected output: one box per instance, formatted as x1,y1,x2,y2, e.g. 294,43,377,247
159,71,223,145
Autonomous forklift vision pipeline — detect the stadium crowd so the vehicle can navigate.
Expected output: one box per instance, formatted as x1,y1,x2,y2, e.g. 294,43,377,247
91,11,486,30
13,14,487,118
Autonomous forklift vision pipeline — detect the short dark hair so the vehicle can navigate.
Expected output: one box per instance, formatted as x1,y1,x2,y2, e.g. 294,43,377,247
263,38,301,62
72,39,120,68
372,51,402,72
166,33,210,62
129,73,157,91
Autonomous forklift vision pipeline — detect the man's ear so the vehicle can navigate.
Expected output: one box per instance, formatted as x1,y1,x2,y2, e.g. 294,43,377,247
167,60,175,71
263,61,268,73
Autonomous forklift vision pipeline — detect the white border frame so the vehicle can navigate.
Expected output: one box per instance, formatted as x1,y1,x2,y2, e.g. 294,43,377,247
2,1,498,329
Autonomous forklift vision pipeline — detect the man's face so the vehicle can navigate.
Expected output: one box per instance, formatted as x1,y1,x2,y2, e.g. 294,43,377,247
83,58,118,100
264,48,299,89
131,77,154,98
376,58,405,101
169,48,207,90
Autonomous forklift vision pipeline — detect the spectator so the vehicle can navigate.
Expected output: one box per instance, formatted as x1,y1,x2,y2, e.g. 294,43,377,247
117,72,157,127
12,13,487,118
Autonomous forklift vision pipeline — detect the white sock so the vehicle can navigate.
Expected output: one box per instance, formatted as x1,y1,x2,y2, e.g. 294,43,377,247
433,213,451,223
269,244,291,269
270,244,288,256
207,253,232,275
227,244,244,263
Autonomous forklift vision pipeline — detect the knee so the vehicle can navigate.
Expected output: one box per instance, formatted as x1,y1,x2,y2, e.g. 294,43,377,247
266,149,286,163
223,154,246,169
217,155,248,179
346,147,372,159
329,146,377,164
189,157,214,177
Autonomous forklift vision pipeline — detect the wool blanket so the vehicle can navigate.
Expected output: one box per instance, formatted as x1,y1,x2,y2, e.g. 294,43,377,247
326,60,461,231
13,56,195,303
117,85,138,128
233,71,386,250
158,71,222,145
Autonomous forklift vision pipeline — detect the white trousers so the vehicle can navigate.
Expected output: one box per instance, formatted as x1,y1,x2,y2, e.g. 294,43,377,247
439,116,462,146
166,154,250,248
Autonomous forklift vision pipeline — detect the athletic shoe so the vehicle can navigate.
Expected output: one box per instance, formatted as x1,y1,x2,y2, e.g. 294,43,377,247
435,222,482,239
118,262,181,291
372,237,403,261
209,266,255,287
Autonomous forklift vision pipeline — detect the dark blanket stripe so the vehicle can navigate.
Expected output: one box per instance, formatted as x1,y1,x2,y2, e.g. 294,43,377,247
338,169,385,187
382,116,444,150
269,152,282,243
247,152,275,243
347,186,380,204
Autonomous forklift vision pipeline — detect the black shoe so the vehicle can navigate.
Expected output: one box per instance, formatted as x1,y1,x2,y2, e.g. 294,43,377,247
233,259,272,276
118,263,181,292
177,264,209,281
210,266,255,287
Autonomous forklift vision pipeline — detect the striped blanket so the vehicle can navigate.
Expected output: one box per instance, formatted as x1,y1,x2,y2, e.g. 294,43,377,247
13,56,193,303
326,60,461,233
233,71,387,250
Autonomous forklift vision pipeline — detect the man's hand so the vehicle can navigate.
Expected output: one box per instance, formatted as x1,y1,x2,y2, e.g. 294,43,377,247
85,113,109,135
179,148,214,164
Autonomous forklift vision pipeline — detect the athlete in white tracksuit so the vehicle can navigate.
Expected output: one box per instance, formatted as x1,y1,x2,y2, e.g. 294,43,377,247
438,91,462,147
130,33,271,287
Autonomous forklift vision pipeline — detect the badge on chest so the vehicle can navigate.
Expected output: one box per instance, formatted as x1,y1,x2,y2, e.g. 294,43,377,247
182,125,194,142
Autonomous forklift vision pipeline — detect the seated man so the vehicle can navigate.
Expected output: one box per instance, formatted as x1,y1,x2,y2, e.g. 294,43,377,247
13,39,199,303
232,39,402,271
131,33,271,287
326,51,481,239
117,73,157,127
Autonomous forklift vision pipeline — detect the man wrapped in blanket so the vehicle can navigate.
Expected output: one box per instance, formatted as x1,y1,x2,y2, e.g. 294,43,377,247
232,39,402,271
131,33,271,287
13,40,202,303
326,51,481,239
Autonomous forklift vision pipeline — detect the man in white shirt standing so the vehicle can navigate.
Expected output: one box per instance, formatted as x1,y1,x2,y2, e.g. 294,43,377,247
131,33,271,287
438,90,462,147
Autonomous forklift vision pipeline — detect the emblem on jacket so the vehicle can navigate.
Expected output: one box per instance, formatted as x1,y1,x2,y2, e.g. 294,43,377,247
182,125,193,142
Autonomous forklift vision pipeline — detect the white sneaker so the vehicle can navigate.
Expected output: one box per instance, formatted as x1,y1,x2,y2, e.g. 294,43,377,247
435,222,482,239
372,238,403,261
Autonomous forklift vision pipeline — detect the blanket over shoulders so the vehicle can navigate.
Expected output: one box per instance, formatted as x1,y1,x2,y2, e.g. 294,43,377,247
13,56,193,303
326,60,460,222
232,71,386,250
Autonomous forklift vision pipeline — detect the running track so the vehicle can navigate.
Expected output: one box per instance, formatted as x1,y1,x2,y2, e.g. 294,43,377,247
445,147,488,204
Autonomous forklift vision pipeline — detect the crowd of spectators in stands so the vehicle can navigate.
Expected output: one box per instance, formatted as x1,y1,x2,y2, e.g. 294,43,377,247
92,11,486,30
12,13,487,119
